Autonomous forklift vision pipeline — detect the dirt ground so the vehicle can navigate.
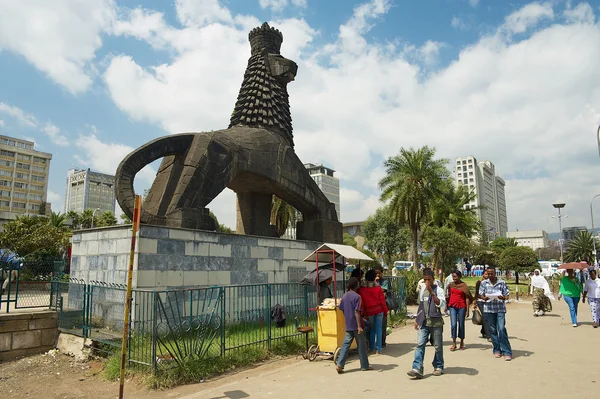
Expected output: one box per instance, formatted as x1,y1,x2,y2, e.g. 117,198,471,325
1,298,598,399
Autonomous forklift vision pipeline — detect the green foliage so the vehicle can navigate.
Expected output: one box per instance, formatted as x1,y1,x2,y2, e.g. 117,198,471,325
38,201,48,215
491,236,518,254
565,230,596,264
96,211,118,227
426,179,479,236
50,211,67,229
0,215,69,261
343,233,357,247
538,246,561,261
469,245,499,267
498,246,539,284
209,211,235,233
421,227,471,277
362,205,411,267
120,213,132,224
356,248,382,269
270,196,296,237
379,146,449,263
397,269,422,306
66,209,117,229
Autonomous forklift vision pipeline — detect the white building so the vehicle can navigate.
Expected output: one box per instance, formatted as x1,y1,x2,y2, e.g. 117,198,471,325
0,135,52,230
453,156,508,240
506,230,549,250
64,168,116,214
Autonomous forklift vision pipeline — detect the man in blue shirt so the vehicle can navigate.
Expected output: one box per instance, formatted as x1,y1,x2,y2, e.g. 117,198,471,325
479,266,513,361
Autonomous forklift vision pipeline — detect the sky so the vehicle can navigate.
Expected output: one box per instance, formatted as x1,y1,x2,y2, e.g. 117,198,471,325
1,0,600,233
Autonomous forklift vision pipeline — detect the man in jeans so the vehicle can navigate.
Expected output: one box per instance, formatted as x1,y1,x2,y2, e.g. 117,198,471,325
375,265,389,347
479,266,513,361
407,269,446,379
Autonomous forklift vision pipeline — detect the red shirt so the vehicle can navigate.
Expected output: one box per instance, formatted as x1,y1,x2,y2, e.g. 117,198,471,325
358,285,389,316
448,287,467,308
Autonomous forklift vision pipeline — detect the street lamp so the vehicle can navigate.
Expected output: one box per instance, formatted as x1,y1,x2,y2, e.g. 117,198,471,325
552,203,566,264
91,207,101,228
591,194,600,266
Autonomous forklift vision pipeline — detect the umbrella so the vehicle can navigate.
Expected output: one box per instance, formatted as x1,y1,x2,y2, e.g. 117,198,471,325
558,262,589,270
298,262,346,285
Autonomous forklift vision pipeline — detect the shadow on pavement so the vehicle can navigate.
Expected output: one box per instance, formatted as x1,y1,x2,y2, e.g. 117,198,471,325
380,343,413,357
443,366,479,376
511,349,535,359
343,363,398,373
209,390,250,399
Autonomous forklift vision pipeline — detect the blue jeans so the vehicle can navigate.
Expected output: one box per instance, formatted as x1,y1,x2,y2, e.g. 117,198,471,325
563,295,580,324
449,306,467,340
412,324,444,372
368,312,384,352
483,312,512,357
336,330,369,370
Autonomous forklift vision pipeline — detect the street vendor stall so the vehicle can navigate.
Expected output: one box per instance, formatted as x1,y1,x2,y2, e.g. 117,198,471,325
301,243,373,361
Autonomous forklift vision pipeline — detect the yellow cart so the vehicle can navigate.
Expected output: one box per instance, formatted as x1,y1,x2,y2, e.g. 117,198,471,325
303,243,373,362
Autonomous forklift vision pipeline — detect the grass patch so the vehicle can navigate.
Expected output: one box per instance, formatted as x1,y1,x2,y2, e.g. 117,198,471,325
387,312,407,327
462,276,536,298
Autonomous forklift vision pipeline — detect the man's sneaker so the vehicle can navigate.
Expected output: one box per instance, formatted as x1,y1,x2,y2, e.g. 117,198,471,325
432,368,443,376
407,369,423,379
504,356,512,361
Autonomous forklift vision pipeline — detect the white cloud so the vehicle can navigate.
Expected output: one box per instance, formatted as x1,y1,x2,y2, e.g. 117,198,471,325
418,40,444,66
47,190,63,212
0,0,115,94
501,2,554,35
563,2,595,24
42,123,69,146
0,102,37,127
259,0,308,12
468,0,480,7
175,0,233,27
451,16,468,30
0,119,5,127
101,0,600,233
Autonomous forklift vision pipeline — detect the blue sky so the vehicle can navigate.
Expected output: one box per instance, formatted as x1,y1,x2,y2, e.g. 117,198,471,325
1,0,600,232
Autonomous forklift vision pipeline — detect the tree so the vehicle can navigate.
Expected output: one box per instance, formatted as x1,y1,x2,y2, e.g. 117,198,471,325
0,215,69,262
379,146,449,263
49,212,67,230
270,196,295,237
498,246,538,284
565,230,596,265
79,209,95,229
120,213,132,224
38,201,48,216
209,211,235,234
421,227,471,277
469,244,499,268
363,206,411,268
96,211,118,227
491,236,518,254
66,210,80,229
343,233,357,248
538,246,561,261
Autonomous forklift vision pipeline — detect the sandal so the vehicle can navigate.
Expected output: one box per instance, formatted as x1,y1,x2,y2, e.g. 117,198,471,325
449,345,457,351
459,345,465,350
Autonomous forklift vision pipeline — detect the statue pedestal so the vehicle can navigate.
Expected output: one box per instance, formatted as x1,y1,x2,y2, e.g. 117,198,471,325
296,220,343,244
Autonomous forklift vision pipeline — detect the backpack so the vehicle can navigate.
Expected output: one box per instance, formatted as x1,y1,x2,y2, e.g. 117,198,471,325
271,303,286,328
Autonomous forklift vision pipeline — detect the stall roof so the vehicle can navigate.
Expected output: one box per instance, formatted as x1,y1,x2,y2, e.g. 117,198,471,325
303,243,373,263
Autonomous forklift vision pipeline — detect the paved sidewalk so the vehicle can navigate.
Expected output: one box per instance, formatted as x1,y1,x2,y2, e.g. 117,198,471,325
164,298,598,399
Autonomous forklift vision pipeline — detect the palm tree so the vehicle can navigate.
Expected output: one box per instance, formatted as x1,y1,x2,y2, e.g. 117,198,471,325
50,211,67,229
379,146,449,263
270,196,296,237
565,230,595,264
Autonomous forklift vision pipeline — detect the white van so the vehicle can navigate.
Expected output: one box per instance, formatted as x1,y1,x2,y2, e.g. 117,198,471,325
538,261,560,277
393,261,414,271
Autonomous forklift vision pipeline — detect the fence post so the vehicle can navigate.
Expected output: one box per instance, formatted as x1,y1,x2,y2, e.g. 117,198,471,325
303,285,309,326
220,287,226,357
266,284,272,351
151,291,158,374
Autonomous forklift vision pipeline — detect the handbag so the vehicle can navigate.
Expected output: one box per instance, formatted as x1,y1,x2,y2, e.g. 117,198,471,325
472,307,483,326
386,294,399,311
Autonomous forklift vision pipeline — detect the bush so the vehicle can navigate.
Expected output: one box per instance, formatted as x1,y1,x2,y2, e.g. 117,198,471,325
398,269,422,305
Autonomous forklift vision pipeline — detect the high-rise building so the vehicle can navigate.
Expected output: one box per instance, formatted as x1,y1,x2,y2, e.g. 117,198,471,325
453,156,508,240
0,135,52,229
64,168,116,214
562,226,587,243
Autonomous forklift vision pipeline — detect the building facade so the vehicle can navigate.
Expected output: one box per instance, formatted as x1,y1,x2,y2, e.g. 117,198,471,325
453,156,508,239
562,226,587,243
342,221,366,249
506,230,549,250
64,168,116,214
0,135,52,229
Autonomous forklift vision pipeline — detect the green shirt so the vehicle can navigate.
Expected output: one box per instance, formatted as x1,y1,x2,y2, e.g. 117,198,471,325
560,276,582,297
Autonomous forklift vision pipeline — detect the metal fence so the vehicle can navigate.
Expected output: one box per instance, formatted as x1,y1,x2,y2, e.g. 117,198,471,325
1,260,65,313
50,277,406,373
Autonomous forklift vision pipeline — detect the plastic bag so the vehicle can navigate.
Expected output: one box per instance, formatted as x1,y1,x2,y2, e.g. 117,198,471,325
472,307,483,326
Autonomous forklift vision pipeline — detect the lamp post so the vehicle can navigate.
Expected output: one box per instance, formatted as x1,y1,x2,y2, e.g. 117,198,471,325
552,203,566,264
591,194,600,266
91,208,101,228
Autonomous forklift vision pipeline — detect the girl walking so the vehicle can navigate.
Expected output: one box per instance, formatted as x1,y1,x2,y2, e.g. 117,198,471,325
446,270,473,350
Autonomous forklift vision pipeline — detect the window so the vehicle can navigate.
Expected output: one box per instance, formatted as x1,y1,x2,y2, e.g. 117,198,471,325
0,190,9,197
0,180,10,187
29,204,40,211
463,179,468,184
0,170,12,177
29,194,43,201
33,156,47,164
32,165,45,173
462,166,467,171
14,182,28,189
468,165,473,169
469,172,473,176
31,184,43,191
16,163,30,170
469,178,474,182
0,160,13,167
16,154,31,161
31,175,45,182
12,192,27,199
0,150,15,157
16,172,29,179
12,202,26,209
0,200,9,207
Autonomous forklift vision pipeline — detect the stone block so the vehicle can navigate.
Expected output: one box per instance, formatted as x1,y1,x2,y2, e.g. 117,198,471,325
169,229,195,241
257,238,275,247
219,235,258,247
140,226,169,239
71,233,82,243
56,333,91,361
81,232,99,241
12,330,41,349
268,247,283,260
290,240,311,249
207,257,233,271
297,249,312,260
86,240,99,255
41,328,58,346
231,245,250,258
258,259,276,271
167,271,184,286
182,271,209,286
138,238,157,254
250,246,268,258
193,231,219,243
0,333,11,351
232,258,257,272
208,271,231,285
273,239,289,248
209,243,231,257
137,271,156,287
0,319,28,333
296,219,343,244
99,239,116,254
28,317,57,330
115,238,131,253
157,239,185,255
185,241,209,256
107,228,131,239
274,271,288,283
283,248,299,260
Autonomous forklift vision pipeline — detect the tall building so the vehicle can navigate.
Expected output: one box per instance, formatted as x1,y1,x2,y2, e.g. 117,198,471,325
64,168,116,214
453,156,508,240
506,230,549,250
562,226,587,243
0,135,52,229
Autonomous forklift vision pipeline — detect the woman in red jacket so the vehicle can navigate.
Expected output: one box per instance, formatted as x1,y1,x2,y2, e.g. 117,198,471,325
359,269,389,354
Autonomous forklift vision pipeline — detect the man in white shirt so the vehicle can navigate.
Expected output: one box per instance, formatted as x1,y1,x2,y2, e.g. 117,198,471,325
582,269,600,328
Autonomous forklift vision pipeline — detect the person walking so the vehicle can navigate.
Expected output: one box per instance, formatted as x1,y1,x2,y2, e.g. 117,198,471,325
560,269,583,327
374,265,389,347
479,266,513,361
407,269,446,379
531,269,554,317
473,269,491,340
359,269,388,354
446,270,473,350
335,277,371,373
582,269,600,328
